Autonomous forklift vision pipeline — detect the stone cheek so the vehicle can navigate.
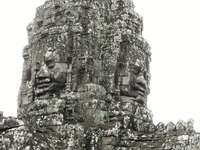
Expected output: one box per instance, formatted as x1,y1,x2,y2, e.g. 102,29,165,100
35,63,67,98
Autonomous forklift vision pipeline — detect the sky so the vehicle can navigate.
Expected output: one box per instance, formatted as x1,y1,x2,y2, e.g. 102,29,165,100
0,0,200,131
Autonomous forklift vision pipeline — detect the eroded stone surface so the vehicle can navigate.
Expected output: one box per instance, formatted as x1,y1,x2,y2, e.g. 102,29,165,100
0,0,200,149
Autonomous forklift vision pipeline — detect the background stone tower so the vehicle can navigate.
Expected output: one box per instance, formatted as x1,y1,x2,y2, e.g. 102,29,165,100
0,0,200,149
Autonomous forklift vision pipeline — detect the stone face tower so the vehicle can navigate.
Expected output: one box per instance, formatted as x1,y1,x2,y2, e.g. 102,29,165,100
18,0,151,111
18,0,152,128
0,0,200,149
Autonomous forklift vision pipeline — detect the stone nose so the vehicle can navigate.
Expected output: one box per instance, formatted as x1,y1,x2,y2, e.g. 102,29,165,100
36,65,50,79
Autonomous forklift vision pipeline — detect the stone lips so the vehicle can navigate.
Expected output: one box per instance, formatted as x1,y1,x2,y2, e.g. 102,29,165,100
0,0,200,149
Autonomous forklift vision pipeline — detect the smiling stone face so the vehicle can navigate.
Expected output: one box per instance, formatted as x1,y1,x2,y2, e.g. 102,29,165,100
34,48,67,98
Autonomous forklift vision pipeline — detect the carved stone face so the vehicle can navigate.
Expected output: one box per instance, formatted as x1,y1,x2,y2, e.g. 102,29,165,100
34,48,67,98
23,46,30,61
132,74,147,103
120,62,148,105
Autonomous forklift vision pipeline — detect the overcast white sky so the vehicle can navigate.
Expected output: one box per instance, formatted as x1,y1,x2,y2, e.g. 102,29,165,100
0,0,200,131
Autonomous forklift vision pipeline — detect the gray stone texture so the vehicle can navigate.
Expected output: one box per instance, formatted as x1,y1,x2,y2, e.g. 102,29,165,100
0,0,200,149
